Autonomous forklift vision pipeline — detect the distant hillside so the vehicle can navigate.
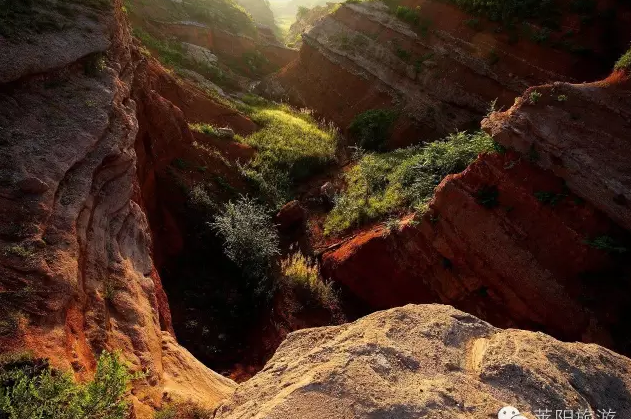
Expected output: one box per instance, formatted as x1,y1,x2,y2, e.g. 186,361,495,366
285,2,339,47
235,0,278,31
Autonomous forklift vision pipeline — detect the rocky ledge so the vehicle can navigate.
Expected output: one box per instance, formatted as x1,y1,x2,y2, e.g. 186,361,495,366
216,304,631,418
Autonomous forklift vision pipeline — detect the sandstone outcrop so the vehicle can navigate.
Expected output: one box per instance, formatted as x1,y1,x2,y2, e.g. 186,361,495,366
320,71,631,356
260,0,631,147
482,73,631,232
0,0,238,415
216,304,631,418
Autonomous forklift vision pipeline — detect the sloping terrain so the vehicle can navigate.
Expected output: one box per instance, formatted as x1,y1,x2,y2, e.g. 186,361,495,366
260,0,631,147
317,66,631,357
216,304,631,418
0,0,240,416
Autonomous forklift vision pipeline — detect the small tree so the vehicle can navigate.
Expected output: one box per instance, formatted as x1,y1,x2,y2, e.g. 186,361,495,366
297,6,309,19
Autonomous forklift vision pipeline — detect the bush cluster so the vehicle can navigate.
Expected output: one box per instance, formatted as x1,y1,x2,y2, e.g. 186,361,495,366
347,109,398,151
614,47,631,72
325,131,493,235
0,351,134,419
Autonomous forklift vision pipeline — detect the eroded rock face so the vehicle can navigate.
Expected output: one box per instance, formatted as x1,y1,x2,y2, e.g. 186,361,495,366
483,74,631,232
321,144,631,354
0,0,235,415
318,73,631,356
216,304,631,418
260,0,631,147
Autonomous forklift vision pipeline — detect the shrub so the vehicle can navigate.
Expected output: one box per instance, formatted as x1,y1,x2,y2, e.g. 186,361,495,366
297,5,310,18
614,47,631,72
476,185,500,208
280,251,338,308
584,235,628,254
529,90,542,104
348,109,398,151
395,6,420,26
325,131,493,234
155,401,214,419
210,196,279,279
0,351,134,419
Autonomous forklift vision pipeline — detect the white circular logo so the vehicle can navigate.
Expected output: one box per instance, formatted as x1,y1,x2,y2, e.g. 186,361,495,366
498,406,528,419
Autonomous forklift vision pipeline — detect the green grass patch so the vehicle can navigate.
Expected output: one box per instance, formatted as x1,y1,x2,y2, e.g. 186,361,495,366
442,0,560,27
235,96,338,205
614,47,631,71
324,131,493,235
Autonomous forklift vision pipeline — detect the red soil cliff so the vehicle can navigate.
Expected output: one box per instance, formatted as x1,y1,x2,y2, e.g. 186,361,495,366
321,72,631,355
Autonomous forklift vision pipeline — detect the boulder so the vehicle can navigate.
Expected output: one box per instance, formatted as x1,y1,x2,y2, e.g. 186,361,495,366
276,200,306,230
216,304,631,418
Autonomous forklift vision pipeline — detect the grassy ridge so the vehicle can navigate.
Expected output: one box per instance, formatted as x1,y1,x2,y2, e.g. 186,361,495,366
325,131,493,235
236,96,338,206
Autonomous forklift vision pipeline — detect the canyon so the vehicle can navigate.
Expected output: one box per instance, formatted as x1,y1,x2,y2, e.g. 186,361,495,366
1,0,631,417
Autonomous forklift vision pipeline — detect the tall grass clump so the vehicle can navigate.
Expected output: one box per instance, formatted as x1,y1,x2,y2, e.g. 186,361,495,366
324,131,493,235
614,46,631,72
280,251,338,308
0,351,135,419
236,96,338,206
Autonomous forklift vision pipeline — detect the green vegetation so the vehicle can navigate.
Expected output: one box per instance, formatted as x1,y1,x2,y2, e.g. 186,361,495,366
280,251,338,308
348,109,398,151
0,351,135,419
614,47,631,71
529,90,542,104
182,0,256,36
133,28,230,88
211,196,279,287
443,0,559,27
154,401,214,419
3,245,33,258
394,46,412,62
235,96,338,205
297,5,310,19
584,235,628,254
325,131,494,235
557,94,568,102
84,53,106,77
395,5,420,26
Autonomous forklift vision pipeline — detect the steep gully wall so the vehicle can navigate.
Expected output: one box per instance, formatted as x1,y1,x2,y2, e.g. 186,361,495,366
260,0,631,147
320,74,631,356
0,0,247,416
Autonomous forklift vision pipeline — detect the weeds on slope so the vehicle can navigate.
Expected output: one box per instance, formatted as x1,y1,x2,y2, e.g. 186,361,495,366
324,131,493,235
236,95,338,207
